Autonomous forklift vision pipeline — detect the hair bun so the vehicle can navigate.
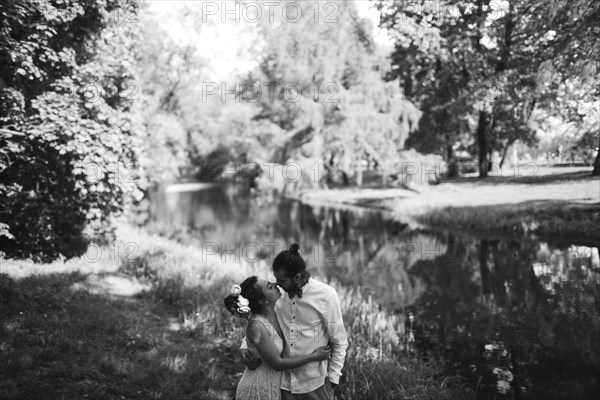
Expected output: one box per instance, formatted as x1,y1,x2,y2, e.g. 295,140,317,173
288,242,300,253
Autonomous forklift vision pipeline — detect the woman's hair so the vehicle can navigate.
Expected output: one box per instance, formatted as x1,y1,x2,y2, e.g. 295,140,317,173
224,276,265,318
272,242,306,277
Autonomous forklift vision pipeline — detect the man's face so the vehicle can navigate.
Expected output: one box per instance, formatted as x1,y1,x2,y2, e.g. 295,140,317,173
273,268,298,293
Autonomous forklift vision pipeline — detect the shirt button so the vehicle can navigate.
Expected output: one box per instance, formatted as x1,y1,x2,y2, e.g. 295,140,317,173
292,316,295,319
291,343,294,346
292,302,295,305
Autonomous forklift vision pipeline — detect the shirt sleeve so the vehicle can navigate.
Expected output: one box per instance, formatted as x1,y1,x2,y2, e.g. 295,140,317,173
323,290,348,384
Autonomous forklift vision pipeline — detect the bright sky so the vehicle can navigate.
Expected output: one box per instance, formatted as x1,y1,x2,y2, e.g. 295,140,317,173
144,0,391,81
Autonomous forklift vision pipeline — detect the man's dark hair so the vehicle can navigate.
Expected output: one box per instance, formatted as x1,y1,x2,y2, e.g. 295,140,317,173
273,242,306,277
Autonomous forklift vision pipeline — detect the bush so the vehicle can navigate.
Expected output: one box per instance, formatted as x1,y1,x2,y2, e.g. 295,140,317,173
0,133,90,262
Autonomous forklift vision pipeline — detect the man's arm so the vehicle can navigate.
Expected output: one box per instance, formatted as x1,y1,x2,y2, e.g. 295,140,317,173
323,290,349,385
249,320,331,371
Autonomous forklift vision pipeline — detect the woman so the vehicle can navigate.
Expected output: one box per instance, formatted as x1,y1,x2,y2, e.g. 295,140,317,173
224,276,331,400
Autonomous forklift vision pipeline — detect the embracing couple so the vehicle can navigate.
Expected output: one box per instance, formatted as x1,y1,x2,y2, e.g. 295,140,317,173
224,243,348,400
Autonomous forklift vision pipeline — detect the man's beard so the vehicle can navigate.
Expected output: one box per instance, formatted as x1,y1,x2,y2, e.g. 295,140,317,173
282,282,299,293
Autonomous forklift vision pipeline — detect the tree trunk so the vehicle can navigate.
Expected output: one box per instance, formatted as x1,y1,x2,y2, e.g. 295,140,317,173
356,163,363,186
447,143,459,178
593,135,600,176
329,152,335,166
477,111,489,178
446,143,453,161
499,139,516,169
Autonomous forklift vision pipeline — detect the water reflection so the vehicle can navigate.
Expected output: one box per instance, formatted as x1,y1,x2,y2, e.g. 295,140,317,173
410,236,600,399
149,184,600,399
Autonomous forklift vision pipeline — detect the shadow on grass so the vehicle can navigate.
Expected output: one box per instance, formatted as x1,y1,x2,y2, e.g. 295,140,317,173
440,169,598,186
0,271,240,400
417,200,600,246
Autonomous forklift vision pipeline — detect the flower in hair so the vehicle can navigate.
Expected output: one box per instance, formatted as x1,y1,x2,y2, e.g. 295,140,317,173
237,295,251,314
238,295,249,307
238,305,251,314
230,284,242,296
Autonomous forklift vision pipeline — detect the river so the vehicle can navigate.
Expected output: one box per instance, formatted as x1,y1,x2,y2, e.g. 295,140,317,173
149,183,600,399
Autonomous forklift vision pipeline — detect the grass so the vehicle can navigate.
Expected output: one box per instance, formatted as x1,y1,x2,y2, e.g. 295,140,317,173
0,223,474,400
416,201,600,245
338,356,473,400
297,166,600,243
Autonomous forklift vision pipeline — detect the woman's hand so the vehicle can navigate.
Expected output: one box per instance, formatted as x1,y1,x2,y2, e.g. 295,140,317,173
241,348,262,370
311,346,332,361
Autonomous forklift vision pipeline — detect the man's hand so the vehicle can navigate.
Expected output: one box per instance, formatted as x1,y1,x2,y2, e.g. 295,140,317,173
240,348,262,370
324,377,337,397
326,377,338,389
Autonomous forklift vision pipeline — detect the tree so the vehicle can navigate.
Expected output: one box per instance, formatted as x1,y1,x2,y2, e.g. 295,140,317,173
246,0,421,181
537,0,600,174
0,0,145,261
377,0,596,178
134,3,278,181
133,6,204,185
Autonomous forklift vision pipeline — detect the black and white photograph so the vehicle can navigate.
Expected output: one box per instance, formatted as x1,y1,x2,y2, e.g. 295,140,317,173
1,1,599,399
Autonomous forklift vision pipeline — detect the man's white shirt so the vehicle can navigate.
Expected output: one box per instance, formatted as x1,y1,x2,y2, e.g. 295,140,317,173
275,278,348,394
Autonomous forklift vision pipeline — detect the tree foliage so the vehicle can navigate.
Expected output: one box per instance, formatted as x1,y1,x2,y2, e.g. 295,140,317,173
246,0,421,177
377,0,599,176
0,0,145,261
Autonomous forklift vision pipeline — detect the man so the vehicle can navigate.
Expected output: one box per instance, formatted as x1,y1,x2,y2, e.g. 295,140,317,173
242,243,348,400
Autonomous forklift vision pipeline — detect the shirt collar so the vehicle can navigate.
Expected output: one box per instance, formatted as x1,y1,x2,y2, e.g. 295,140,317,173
286,278,312,299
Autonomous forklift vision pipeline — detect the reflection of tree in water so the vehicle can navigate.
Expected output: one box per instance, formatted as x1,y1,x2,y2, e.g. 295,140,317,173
148,185,233,233
274,200,423,306
409,235,600,399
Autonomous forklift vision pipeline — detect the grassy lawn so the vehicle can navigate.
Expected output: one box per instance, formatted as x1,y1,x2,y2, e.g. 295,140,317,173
297,167,600,242
0,224,473,400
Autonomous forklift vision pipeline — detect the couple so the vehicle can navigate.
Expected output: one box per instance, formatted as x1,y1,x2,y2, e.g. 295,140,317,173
224,243,348,400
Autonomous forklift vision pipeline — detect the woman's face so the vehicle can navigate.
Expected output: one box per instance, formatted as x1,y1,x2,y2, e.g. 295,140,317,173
256,277,281,304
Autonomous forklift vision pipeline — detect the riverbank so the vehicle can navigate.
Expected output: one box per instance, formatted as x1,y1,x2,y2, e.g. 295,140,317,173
294,167,600,244
0,223,473,399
